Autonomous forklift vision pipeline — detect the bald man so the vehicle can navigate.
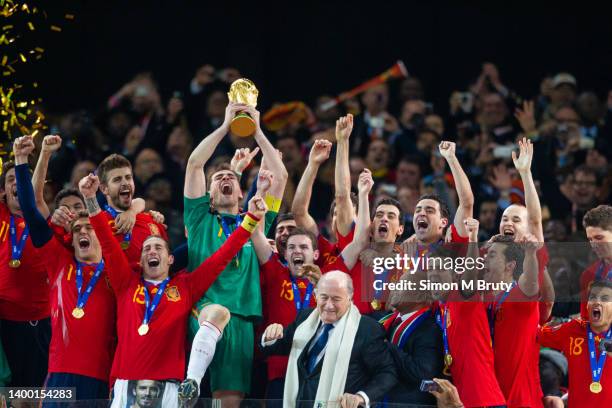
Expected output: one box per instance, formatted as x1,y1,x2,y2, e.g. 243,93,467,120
262,272,397,408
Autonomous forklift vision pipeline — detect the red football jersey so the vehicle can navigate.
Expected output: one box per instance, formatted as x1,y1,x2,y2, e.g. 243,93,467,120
0,203,49,320
315,226,354,268
42,237,116,381
90,212,250,381
539,320,612,407
260,253,316,380
99,210,168,264
492,286,543,408
438,296,507,407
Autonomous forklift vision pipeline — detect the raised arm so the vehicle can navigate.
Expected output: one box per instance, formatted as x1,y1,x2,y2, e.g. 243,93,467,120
250,171,275,264
184,102,248,198
189,196,267,299
518,233,541,298
439,141,474,237
80,174,132,293
290,139,332,235
32,135,63,218
13,136,53,247
246,106,288,199
460,218,481,299
512,137,543,241
339,169,373,270
335,114,357,236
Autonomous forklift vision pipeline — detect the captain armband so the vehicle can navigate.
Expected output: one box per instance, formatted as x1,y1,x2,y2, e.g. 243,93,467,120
264,193,282,213
241,212,261,233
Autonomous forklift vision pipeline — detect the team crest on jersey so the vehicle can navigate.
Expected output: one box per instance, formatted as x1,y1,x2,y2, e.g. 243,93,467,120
165,285,181,302
148,223,160,236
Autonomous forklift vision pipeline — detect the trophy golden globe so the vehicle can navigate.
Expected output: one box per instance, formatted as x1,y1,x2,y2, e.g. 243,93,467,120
227,78,259,137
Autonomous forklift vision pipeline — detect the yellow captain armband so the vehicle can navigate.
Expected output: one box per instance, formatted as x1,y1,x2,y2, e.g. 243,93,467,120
264,193,282,213
241,213,260,233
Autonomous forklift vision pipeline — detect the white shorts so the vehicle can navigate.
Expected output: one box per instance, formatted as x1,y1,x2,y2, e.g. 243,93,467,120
110,379,179,408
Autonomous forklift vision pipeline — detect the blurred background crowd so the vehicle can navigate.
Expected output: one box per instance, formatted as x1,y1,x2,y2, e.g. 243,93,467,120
8,2,612,318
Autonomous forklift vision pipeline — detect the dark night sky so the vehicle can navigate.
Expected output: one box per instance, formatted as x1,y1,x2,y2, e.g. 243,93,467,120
34,1,612,115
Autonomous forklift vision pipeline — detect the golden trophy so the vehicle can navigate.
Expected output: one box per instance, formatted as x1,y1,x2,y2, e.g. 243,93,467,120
227,78,259,137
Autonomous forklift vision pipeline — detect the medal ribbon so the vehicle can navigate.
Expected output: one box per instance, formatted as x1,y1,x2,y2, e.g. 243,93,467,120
290,277,313,311
217,214,242,265
9,216,29,264
141,277,171,326
587,324,612,386
104,205,131,247
487,280,517,343
435,303,451,361
595,261,612,281
75,259,105,310
374,268,391,302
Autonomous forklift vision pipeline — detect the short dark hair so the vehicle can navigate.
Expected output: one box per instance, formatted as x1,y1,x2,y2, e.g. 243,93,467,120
142,234,171,253
0,160,16,189
329,193,359,218
417,193,450,220
54,188,84,209
286,227,318,251
276,212,295,224
374,197,404,223
98,154,132,184
206,162,233,188
69,211,90,230
491,235,525,279
589,279,612,295
583,205,612,231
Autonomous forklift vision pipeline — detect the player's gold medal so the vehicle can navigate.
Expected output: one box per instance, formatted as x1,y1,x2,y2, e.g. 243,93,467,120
72,307,85,319
138,324,149,336
9,259,21,268
590,381,602,394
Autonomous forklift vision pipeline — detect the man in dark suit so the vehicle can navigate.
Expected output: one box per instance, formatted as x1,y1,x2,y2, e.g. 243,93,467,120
261,271,397,408
378,272,444,406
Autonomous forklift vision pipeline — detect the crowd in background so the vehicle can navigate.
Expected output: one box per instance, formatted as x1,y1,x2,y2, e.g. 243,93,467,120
34,62,611,310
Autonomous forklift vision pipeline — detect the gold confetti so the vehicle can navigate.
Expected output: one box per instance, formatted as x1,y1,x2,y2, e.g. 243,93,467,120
65,13,74,20
27,21,34,30
1,56,6,65
50,25,61,32
2,25,13,31
16,102,26,107
34,46,43,52
18,53,25,62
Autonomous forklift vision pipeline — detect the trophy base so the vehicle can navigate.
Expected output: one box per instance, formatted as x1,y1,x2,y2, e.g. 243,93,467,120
230,114,256,137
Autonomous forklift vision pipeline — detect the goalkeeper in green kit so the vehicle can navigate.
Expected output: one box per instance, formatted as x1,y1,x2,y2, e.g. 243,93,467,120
183,101,287,407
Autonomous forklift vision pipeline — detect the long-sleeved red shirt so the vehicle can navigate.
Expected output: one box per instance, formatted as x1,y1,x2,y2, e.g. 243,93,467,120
90,211,253,382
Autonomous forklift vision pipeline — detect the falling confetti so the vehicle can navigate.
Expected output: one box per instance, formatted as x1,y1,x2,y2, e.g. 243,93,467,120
0,0,74,160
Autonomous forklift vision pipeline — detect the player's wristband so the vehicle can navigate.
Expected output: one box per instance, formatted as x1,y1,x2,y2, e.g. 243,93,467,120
264,193,282,212
233,170,242,179
241,212,260,233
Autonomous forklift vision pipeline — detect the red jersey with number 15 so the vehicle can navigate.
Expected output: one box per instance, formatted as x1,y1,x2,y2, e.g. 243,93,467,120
90,211,250,382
